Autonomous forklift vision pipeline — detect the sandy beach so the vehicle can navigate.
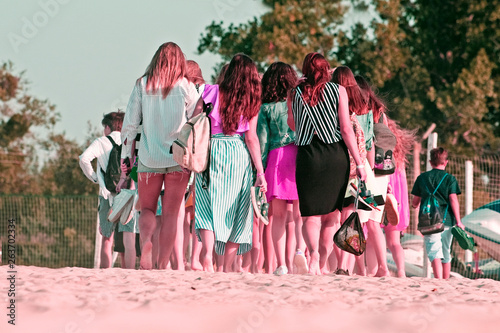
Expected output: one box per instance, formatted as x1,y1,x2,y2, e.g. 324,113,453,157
2,265,500,333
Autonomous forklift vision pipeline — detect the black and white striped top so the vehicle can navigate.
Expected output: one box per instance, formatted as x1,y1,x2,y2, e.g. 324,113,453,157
292,82,342,146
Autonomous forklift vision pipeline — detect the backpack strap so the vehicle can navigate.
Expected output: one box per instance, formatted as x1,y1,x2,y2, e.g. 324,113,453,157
432,173,448,195
101,136,119,176
201,102,213,189
106,135,118,148
433,173,449,221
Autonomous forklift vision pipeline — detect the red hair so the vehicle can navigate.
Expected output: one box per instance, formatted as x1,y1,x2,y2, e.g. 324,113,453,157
332,67,368,115
355,75,417,169
186,60,205,85
296,53,331,106
387,117,417,170
142,42,186,98
219,54,262,134
355,75,386,122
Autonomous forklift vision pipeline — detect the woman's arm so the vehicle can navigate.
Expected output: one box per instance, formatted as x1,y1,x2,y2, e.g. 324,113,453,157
449,193,464,229
337,86,366,181
121,82,142,161
245,115,267,192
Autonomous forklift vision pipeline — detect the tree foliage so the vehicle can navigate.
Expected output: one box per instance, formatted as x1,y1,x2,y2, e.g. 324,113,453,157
198,0,347,72
197,0,500,155
0,62,98,195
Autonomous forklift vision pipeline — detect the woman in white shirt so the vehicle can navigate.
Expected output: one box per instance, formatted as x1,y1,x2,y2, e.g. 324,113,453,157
120,42,199,270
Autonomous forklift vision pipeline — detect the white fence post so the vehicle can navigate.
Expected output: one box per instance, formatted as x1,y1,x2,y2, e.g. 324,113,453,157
423,133,438,277
94,202,102,269
464,160,474,263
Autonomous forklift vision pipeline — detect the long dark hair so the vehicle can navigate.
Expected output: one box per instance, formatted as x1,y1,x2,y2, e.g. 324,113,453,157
261,62,297,103
295,53,331,106
219,54,262,134
141,42,186,98
354,75,385,121
331,66,368,115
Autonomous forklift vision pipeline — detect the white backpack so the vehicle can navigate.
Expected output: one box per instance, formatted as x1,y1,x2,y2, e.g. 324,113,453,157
172,102,213,173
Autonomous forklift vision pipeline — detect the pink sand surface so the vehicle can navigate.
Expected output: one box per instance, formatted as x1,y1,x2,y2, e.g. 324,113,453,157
1,265,500,333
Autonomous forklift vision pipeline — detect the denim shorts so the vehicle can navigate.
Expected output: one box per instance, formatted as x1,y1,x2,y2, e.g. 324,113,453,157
424,226,453,263
137,160,184,174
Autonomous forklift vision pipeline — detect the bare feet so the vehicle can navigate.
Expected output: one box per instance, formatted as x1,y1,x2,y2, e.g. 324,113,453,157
140,241,153,270
191,261,203,271
375,266,391,277
320,267,330,275
202,257,214,273
308,251,321,275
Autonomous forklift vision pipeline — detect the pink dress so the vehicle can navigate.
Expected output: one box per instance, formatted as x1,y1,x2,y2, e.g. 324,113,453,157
265,143,299,202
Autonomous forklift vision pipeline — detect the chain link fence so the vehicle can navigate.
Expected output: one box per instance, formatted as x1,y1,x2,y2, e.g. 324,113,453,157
1,153,499,276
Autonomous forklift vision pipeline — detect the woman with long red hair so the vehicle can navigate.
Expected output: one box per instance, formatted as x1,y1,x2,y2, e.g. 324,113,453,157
194,54,267,273
120,42,199,270
288,53,366,275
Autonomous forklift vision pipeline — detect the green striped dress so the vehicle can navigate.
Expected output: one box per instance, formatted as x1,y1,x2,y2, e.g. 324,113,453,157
195,133,253,255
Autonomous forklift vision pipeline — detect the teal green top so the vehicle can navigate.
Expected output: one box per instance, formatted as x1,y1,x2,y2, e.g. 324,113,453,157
411,169,462,226
356,110,374,150
257,101,296,168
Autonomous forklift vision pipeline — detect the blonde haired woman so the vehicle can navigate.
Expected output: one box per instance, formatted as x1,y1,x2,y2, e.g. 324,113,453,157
121,42,199,270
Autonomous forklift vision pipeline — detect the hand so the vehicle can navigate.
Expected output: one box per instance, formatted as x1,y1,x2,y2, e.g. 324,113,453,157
356,166,367,182
121,162,131,175
254,174,267,193
456,221,465,230
116,177,127,193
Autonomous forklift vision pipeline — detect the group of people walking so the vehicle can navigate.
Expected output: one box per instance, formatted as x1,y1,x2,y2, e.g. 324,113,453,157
80,41,464,279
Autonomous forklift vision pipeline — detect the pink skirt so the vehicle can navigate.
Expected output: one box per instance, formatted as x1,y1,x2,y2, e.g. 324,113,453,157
265,143,299,202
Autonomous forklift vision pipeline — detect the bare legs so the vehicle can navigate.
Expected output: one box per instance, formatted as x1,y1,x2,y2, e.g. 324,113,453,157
366,219,390,277
319,210,340,274
122,232,137,269
302,215,322,275
100,234,114,268
199,229,215,272
271,199,288,273
138,171,189,270
385,229,406,277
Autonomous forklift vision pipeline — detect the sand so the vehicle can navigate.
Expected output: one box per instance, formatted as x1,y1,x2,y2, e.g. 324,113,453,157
2,265,500,333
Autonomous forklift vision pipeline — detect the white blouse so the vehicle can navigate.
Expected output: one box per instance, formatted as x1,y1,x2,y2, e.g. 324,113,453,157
121,76,199,168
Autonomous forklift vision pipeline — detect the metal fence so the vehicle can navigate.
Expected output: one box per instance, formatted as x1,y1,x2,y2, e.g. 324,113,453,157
0,195,98,268
1,153,499,276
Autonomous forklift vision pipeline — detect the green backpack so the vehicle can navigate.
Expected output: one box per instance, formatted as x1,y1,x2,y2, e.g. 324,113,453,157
418,173,448,235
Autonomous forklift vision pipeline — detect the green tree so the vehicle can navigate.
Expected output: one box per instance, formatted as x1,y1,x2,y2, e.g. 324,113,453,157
38,127,99,195
198,0,348,74
336,0,499,154
197,0,500,155
0,62,59,193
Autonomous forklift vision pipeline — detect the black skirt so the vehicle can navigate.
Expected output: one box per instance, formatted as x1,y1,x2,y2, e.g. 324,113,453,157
296,136,349,217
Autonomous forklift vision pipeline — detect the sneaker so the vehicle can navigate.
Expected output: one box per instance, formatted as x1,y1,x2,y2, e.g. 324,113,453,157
334,268,349,276
293,250,308,274
273,265,288,276
349,182,380,211
251,186,269,225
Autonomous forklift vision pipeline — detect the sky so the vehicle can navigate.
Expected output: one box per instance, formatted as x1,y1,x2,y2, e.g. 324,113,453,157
0,0,268,144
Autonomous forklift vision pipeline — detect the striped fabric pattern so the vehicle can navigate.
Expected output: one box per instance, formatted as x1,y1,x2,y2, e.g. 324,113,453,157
292,82,342,146
194,134,253,255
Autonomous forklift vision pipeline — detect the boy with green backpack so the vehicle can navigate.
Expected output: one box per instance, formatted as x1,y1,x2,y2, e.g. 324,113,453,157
411,147,465,279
